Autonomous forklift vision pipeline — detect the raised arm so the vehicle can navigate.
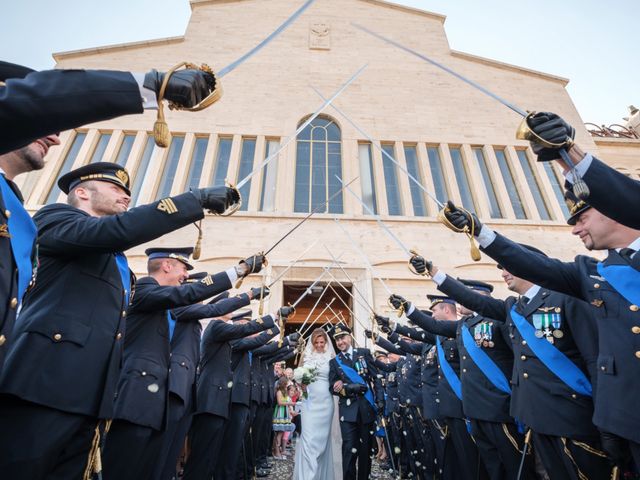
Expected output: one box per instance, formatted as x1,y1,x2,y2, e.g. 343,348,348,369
130,272,232,312
172,293,251,321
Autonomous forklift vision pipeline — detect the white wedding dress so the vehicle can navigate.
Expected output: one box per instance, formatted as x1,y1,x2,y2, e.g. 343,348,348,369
293,346,343,480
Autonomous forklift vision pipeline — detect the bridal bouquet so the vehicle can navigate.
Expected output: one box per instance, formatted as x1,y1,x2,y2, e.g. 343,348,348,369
293,365,318,398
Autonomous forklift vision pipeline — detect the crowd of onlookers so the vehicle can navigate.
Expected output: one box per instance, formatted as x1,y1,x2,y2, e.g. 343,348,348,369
271,364,303,459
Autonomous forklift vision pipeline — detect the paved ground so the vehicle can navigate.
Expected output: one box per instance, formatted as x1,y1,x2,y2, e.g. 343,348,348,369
264,445,396,479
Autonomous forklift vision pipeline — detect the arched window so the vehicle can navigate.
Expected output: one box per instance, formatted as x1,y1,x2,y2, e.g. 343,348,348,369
294,116,343,213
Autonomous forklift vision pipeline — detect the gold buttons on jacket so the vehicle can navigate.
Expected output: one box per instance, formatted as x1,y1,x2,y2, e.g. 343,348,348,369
121,310,127,317
571,394,577,399
593,283,600,289
141,371,147,376
521,340,527,346
635,351,640,359
462,369,467,373
0,334,5,346
9,298,17,309
4,210,10,218
523,373,529,379
630,305,639,312
632,327,640,334
520,355,526,361
116,332,123,340
53,333,62,341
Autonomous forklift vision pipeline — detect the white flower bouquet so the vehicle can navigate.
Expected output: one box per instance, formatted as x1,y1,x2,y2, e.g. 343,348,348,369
293,365,318,398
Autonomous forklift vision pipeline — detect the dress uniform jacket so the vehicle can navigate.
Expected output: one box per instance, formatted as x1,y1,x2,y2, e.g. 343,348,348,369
403,300,514,424
580,156,640,229
373,358,400,414
195,316,275,419
400,321,464,420
483,233,640,443
0,192,204,418
113,274,233,430
439,270,601,441
388,334,424,409
253,339,284,405
170,294,251,407
328,348,384,424
0,179,31,368
229,330,276,406
0,69,143,155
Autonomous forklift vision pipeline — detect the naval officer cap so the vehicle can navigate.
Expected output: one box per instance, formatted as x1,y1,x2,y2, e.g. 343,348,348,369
145,247,195,271
330,322,352,339
58,162,131,196
564,184,592,226
457,278,494,293
0,61,35,83
426,294,456,311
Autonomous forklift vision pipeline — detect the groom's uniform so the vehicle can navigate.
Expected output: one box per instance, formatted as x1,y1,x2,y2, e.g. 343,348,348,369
329,324,383,480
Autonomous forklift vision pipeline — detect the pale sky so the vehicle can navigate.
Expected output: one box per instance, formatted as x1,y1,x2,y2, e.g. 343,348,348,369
2,0,637,125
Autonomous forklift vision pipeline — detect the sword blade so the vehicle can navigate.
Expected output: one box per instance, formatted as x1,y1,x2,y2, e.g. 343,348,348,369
298,286,330,333
337,175,412,257
323,245,375,314
333,218,393,296
263,177,358,256
290,255,343,309
312,85,444,209
351,23,528,118
217,0,317,78
236,64,367,189
267,240,318,288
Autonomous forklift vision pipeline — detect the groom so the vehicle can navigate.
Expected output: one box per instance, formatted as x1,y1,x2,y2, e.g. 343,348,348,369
329,323,384,480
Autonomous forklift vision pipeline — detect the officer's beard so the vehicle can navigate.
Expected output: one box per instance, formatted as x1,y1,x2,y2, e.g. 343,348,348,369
89,190,128,216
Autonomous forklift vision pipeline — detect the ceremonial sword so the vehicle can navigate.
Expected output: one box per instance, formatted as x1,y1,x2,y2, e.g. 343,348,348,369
257,240,318,315
337,176,427,316
235,64,367,190
312,86,445,210
154,0,317,147
333,218,394,297
352,23,590,199
216,0,317,78
235,178,357,288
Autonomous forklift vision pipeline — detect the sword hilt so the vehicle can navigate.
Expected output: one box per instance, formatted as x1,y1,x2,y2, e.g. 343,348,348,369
407,249,430,277
437,204,481,262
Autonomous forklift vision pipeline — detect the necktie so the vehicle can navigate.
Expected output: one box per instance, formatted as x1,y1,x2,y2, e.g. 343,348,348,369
518,296,529,311
344,352,351,361
620,248,636,262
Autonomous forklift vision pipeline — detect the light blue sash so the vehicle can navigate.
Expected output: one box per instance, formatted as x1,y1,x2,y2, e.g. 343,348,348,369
597,262,640,307
114,252,131,307
461,325,511,394
336,355,376,409
0,174,37,302
167,311,176,341
436,336,462,401
510,306,591,397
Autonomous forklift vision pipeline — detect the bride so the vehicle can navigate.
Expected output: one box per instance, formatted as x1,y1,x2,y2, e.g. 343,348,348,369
293,328,343,480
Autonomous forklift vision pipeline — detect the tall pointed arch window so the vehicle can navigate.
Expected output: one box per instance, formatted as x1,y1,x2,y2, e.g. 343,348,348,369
294,116,343,213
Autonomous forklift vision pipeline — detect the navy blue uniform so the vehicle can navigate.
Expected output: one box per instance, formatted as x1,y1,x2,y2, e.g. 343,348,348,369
437,272,611,479
0,178,32,369
482,232,640,466
0,69,143,155
0,192,204,479
217,329,275,479
329,348,383,480
580,156,640,229
182,315,275,480
403,298,535,480
102,273,234,480
154,293,251,480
